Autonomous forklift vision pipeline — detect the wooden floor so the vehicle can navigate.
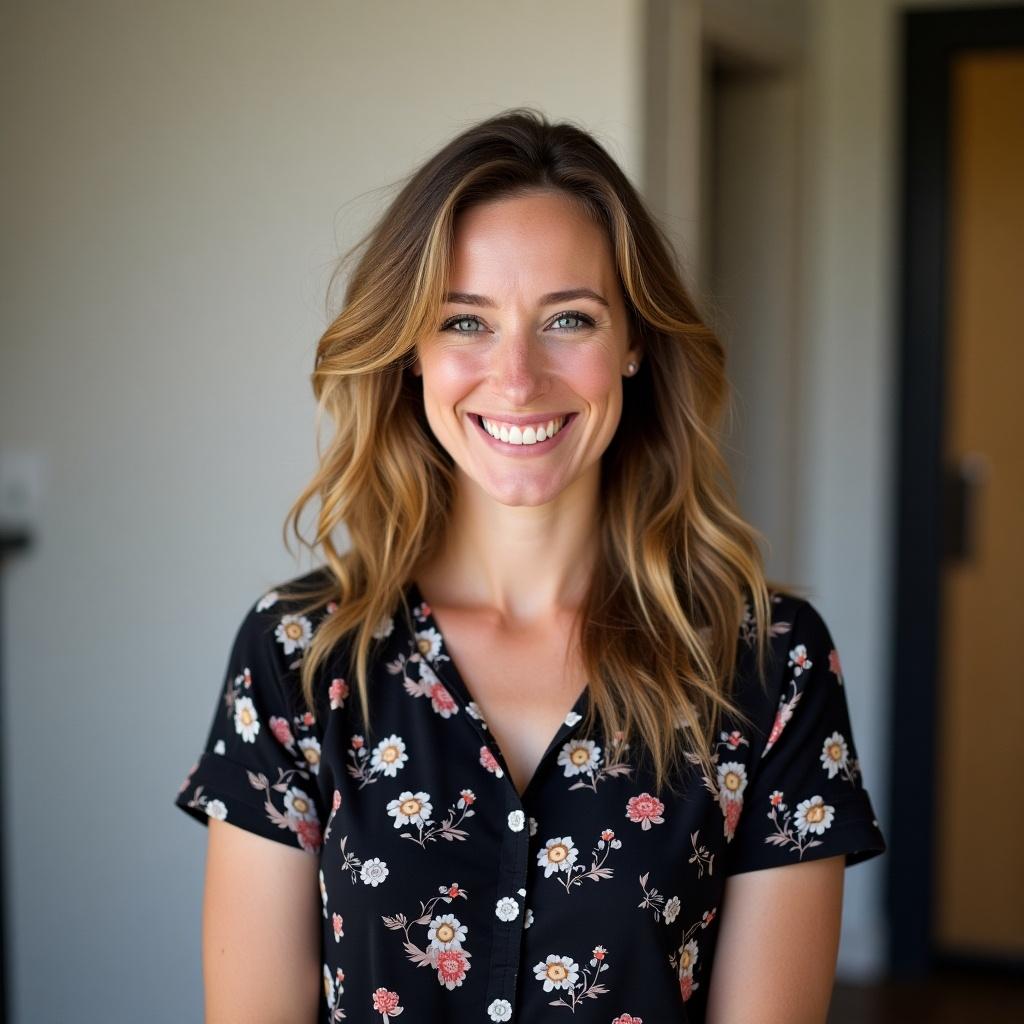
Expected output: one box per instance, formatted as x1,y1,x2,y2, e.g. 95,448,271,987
829,971,1024,1023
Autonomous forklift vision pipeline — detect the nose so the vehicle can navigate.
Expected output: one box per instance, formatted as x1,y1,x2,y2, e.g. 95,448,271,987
487,326,547,406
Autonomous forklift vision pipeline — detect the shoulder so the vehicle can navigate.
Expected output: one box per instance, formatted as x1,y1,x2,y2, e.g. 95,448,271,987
229,566,342,681
731,589,840,725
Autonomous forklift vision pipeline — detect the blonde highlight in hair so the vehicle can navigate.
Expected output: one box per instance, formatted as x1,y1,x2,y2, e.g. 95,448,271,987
276,107,800,795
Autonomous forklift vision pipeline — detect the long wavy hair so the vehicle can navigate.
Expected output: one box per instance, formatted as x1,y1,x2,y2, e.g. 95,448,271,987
275,107,799,795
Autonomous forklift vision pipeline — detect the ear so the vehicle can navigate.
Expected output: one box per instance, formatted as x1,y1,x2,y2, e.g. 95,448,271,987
410,356,422,377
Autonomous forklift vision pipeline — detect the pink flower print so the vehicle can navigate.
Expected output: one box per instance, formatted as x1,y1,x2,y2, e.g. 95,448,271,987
371,986,403,1020
480,745,504,778
269,715,294,748
430,682,458,718
829,647,844,683
601,829,615,843
769,790,784,808
723,730,743,749
351,734,365,749
458,789,476,806
680,973,695,1002
326,600,338,614
301,711,315,726
612,1016,644,1024
332,913,344,941
701,908,716,928
625,792,665,829
435,947,471,989
294,817,323,853
440,882,463,899
332,789,342,812
329,677,350,709
722,799,742,841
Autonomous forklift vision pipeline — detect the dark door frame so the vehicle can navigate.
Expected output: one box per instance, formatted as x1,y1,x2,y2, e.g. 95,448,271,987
891,2,1024,976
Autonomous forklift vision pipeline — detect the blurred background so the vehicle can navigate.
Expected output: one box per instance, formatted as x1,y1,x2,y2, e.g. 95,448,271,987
1,0,1021,1020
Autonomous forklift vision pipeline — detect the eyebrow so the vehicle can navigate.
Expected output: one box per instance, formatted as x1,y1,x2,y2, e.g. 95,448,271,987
443,287,610,309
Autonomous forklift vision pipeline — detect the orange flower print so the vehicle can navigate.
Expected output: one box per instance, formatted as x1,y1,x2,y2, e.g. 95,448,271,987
625,793,665,830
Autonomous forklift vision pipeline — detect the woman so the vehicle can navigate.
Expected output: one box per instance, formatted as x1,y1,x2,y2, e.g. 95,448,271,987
175,108,886,1023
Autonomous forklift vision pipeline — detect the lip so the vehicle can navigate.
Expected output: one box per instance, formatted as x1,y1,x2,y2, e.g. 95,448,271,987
468,411,574,427
469,411,576,454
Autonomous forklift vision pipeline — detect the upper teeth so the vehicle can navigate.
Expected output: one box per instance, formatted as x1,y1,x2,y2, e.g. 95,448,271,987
480,415,567,445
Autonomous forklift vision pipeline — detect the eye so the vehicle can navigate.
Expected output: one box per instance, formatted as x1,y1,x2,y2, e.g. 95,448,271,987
439,314,487,333
549,310,595,331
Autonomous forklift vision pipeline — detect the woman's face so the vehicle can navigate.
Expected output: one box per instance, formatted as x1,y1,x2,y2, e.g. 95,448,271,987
412,189,641,508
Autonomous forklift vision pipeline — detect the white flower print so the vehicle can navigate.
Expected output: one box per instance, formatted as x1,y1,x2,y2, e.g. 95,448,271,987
319,869,328,917
205,799,227,820
323,963,337,1010
528,816,538,836
524,908,534,929
679,938,699,977
557,738,601,777
534,954,579,992
538,836,579,878
233,695,260,742
794,794,835,836
495,896,519,922
387,791,433,828
360,857,390,887
662,895,681,924
535,947,612,1010
487,997,513,1021
820,732,848,776
213,738,226,755
564,710,582,727
507,809,526,832
372,614,395,640
284,786,318,821
298,736,322,775
426,913,467,950
256,590,279,612
275,612,313,655
820,730,855,781
716,761,747,803
788,642,813,676
370,734,409,777
413,626,444,661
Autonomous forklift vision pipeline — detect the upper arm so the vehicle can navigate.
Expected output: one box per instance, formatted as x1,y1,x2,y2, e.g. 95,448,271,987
203,817,322,1024
704,854,845,1024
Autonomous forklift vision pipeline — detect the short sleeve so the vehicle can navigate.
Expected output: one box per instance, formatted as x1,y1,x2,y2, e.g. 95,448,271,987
173,592,328,855
723,598,887,875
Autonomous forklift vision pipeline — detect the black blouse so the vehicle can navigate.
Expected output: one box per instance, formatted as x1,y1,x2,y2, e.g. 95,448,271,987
175,568,886,1023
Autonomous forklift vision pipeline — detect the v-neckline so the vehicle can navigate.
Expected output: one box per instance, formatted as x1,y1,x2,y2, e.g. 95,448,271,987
405,579,590,803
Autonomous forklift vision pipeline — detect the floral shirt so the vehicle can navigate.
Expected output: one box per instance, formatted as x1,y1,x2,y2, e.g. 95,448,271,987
174,568,886,1023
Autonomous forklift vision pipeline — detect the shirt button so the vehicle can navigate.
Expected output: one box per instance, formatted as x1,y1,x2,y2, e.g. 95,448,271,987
487,997,513,1021
507,809,526,832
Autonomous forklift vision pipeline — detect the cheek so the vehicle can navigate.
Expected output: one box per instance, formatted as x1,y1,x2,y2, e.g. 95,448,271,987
421,352,483,407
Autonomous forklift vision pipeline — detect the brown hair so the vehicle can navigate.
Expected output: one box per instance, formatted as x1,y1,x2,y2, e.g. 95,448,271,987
276,107,797,795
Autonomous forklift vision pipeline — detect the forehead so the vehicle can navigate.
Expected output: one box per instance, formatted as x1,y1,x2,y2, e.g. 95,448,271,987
448,191,616,292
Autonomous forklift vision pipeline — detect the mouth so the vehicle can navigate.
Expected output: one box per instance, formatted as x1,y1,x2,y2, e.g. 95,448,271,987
470,412,577,449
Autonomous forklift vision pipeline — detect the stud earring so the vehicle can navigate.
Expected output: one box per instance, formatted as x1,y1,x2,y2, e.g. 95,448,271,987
625,360,638,376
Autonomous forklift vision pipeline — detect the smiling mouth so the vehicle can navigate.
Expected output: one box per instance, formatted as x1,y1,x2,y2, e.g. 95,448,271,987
472,412,576,446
